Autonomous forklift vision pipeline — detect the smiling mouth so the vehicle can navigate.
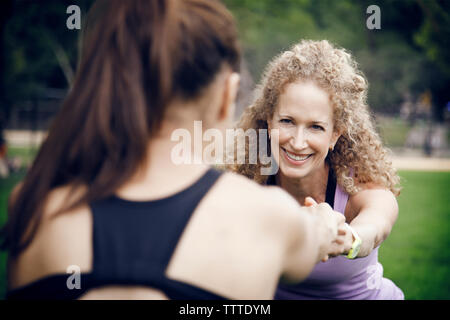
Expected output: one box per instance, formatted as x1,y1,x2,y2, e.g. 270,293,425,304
282,148,313,161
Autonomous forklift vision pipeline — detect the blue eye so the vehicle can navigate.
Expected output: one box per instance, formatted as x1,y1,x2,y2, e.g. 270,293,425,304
312,124,324,131
280,119,292,124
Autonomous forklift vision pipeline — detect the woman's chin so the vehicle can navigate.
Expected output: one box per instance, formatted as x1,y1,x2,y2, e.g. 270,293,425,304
279,166,310,179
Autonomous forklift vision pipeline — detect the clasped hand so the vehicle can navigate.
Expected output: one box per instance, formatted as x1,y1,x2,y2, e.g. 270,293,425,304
304,197,354,262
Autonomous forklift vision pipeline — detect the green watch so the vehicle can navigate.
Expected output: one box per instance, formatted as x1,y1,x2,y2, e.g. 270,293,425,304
346,223,362,259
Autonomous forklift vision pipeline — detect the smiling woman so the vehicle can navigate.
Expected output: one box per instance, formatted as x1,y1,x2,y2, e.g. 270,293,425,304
231,39,404,300
231,40,400,197
0,1,346,301
268,80,340,181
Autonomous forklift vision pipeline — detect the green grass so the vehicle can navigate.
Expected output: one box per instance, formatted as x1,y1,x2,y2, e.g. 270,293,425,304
0,169,449,299
378,171,450,300
0,169,27,299
8,146,39,167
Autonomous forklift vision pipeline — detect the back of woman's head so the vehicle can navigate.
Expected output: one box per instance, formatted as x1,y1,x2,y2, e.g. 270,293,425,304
82,0,240,125
1,0,240,256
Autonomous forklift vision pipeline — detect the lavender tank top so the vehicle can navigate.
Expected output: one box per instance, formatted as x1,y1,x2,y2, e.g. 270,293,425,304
274,174,404,300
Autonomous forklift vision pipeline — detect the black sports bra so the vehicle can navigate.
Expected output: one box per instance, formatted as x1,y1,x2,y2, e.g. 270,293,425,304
7,168,228,300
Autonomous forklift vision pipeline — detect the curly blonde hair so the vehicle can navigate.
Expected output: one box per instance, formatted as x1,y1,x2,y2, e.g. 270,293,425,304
229,40,400,196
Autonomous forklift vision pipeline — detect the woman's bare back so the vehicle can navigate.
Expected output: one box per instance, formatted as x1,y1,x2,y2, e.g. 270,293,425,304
8,169,314,299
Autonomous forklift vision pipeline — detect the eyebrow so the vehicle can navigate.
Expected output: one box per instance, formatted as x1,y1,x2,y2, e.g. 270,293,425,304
312,121,329,127
278,114,294,119
278,114,330,127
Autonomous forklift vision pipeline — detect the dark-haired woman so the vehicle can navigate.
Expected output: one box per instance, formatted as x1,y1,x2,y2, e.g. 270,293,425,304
2,0,344,300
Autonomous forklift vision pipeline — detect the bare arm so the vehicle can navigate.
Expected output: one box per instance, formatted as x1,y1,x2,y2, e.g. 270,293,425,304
346,187,399,257
272,189,345,283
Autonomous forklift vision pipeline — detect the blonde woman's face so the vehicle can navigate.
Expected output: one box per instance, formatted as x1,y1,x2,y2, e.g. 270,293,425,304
268,81,340,179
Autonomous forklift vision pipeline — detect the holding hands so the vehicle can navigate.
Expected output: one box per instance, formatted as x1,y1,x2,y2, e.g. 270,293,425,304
303,197,353,262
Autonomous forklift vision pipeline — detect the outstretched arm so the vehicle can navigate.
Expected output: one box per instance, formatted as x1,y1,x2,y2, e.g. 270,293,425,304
344,187,399,258
276,191,345,283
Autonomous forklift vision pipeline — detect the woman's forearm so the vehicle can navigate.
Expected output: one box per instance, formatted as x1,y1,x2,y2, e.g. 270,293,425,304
346,189,398,258
351,223,377,257
351,218,391,257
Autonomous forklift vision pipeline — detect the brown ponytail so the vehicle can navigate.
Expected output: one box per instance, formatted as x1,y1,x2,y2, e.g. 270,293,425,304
1,0,240,257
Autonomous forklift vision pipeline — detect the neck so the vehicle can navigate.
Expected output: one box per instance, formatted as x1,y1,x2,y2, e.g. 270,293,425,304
276,162,330,206
116,118,212,199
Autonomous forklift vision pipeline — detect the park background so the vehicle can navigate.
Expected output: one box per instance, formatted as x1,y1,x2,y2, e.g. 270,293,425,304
0,0,449,299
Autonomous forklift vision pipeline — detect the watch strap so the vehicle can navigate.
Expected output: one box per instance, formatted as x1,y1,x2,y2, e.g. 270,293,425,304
346,223,362,259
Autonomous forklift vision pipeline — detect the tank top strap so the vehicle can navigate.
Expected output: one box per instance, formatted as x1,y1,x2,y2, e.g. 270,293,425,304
158,168,224,265
334,183,349,214
333,168,353,214
89,167,224,280
326,167,351,215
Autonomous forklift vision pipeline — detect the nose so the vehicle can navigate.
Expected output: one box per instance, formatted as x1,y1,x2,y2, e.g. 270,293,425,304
290,127,308,150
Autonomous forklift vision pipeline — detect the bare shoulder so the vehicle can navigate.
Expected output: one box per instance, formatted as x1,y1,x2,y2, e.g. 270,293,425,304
33,184,92,261
346,183,398,220
219,172,297,206
216,172,305,230
9,180,89,221
349,183,397,209
9,183,92,289
215,173,319,282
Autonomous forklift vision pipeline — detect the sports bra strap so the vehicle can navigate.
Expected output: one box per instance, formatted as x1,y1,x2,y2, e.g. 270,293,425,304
89,168,223,283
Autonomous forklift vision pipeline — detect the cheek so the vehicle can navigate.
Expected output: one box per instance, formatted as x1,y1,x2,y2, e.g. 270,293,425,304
269,123,290,147
270,137,280,156
277,130,291,146
309,134,332,154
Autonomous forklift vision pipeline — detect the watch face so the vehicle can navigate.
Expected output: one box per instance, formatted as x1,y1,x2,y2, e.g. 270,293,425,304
348,239,362,259
352,240,362,258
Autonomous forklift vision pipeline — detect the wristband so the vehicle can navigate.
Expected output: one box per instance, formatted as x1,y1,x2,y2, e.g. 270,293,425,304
346,223,362,259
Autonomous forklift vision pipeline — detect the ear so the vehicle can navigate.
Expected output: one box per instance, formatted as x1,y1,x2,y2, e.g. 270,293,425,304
330,129,342,150
218,72,240,121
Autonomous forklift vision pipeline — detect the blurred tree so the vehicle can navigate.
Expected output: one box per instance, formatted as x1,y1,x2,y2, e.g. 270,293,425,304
224,0,367,79
224,0,449,120
414,0,450,120
1,0,448,123
415,0,450,76
0,0,13,131
224,0,318,78
1,0,94,126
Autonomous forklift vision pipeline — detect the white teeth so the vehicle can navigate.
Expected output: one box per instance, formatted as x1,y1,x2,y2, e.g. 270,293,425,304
285,150,310,161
